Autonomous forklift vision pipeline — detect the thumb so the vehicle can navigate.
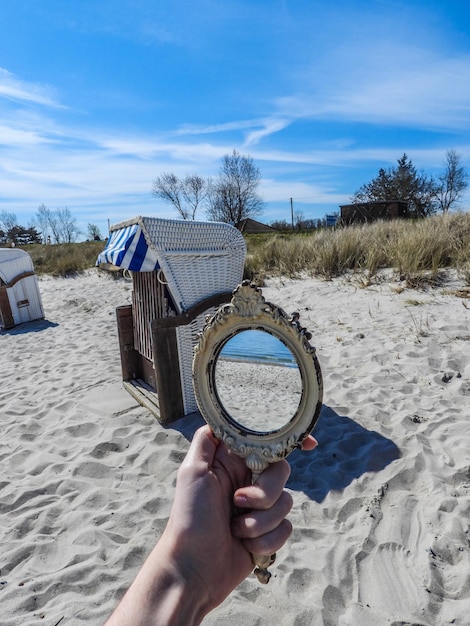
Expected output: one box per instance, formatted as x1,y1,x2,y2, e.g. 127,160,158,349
181,425,219,471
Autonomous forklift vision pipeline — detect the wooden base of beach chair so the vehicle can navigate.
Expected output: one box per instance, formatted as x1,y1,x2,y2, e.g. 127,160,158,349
116,292,232,424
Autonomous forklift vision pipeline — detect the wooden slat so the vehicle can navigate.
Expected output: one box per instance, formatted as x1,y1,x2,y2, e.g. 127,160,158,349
0,286,15,329
116,305,141,381
132,271,177,361
151,325,185,423
123,379,161,420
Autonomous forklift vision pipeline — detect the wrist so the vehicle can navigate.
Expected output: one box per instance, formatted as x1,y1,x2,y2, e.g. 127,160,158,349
141,536,211,626
106,538,210,626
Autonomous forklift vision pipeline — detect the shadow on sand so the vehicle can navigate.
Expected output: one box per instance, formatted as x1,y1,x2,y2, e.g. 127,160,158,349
287,405,400,502
1,318,58,335
166,404,400,504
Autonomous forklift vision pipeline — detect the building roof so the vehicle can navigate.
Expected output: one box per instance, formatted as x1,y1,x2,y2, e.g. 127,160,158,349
237,218,278,234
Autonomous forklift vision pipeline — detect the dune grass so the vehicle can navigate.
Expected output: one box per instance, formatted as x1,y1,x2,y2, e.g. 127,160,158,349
8,212,470,285
16,240,106,276
245,212,470,286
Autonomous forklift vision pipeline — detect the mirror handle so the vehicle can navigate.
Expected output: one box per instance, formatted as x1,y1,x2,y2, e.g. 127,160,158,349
252,552,276,584
250,470,276,584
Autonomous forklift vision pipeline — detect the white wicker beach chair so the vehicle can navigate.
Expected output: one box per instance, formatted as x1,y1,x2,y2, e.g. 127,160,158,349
0,249,44,329
97,215,246,421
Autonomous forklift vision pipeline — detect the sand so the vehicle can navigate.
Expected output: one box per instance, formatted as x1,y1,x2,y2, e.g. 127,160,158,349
1,268,469,625
215,359,303,431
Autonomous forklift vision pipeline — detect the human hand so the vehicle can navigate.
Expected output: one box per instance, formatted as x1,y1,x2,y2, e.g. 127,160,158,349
105,425,317,626
160,426,317,613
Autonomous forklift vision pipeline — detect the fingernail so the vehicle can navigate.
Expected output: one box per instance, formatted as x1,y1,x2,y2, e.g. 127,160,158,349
234,494,249,507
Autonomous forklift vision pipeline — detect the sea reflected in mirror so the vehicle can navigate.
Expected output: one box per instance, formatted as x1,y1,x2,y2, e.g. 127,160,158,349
214,330,302,432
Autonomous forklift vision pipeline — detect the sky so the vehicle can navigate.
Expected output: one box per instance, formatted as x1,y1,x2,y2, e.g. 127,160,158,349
1,0,470,240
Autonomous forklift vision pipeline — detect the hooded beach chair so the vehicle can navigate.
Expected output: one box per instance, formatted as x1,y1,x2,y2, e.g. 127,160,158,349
97,215,246,422
0,248,44,330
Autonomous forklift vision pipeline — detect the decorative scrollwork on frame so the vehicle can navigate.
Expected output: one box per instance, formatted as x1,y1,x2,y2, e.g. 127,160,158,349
230,281,266,318
193,282,323,463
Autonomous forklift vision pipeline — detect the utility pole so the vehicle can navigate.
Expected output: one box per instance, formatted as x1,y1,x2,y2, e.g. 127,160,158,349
290,197,294,231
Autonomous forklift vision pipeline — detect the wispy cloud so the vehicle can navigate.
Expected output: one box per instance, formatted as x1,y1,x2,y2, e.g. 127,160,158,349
176,116,292,147
0,68,65,109
276,44,470,131
175,119,260,136
243,118,291,146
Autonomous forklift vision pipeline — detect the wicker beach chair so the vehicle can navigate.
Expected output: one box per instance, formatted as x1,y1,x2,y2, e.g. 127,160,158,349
97,216,246,422
0,249,44,330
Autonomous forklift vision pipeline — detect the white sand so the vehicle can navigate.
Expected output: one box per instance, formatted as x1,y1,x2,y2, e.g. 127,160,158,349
215,360,303,431
1,269,470,625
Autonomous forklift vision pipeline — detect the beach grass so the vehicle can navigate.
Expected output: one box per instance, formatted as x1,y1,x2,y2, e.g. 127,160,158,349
15,240,106,276
9,212,470,283
245,212,470,285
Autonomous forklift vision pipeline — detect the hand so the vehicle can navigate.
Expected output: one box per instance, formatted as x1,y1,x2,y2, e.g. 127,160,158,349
105,425,317,626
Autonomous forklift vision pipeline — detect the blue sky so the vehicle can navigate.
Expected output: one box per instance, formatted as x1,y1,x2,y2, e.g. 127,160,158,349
1,0,470,239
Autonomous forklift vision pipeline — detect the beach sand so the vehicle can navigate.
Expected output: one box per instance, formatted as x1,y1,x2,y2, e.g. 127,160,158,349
1,269,469,625
215,359,303,431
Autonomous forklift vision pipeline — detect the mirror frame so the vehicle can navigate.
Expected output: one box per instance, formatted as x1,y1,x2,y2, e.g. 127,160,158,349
193,281,323,475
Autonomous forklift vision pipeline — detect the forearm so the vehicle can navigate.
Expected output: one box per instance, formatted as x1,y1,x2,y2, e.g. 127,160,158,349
104,540,209,626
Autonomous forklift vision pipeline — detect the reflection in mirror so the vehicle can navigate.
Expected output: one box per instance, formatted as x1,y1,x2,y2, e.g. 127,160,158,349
214,330,302,432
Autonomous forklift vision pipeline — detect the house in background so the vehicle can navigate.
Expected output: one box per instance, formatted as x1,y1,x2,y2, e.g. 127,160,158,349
339,201,409,225
237,218,278,234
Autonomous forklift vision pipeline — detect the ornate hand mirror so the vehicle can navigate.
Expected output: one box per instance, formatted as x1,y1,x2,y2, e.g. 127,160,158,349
192,281,323,583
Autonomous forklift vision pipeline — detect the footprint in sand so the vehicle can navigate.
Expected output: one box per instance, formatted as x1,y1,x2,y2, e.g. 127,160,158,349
358,542,429,621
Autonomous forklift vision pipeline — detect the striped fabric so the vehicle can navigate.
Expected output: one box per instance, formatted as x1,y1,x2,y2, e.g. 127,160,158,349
97,225,160,272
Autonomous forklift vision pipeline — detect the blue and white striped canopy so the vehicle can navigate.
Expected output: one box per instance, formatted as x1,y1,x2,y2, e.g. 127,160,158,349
96,224,160,272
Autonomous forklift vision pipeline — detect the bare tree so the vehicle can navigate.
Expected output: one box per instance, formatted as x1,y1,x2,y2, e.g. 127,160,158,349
152,152,263,224
152,173,208,220
152,173,185,217
181,175,208,220
0,210,18,232
87,223,103,241
35,204,51,243
56,207,80,243
435,150,468,213
294,210,305,231
49,211,61,243
207,150,264,226
34,204,80,243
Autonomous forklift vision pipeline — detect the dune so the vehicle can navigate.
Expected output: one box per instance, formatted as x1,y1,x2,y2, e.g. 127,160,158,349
1,268,469,625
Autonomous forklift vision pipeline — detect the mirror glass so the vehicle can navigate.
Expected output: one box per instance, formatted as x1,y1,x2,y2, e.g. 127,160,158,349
214,329,302,432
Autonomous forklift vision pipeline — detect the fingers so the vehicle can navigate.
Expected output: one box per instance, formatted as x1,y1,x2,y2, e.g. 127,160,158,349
184,428,317,483
234,459,291,510
179,425,250,489
301,434,318,451
180,425,218,475
240,519,293,556
231,459,294,557
231,490,293,539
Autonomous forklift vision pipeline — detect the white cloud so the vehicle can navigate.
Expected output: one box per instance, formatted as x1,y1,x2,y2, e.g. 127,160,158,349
243,118,291,147
175,119,258,136
175,117,292,148
275,39,470,131
0,68,65,109
326,56,470,129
